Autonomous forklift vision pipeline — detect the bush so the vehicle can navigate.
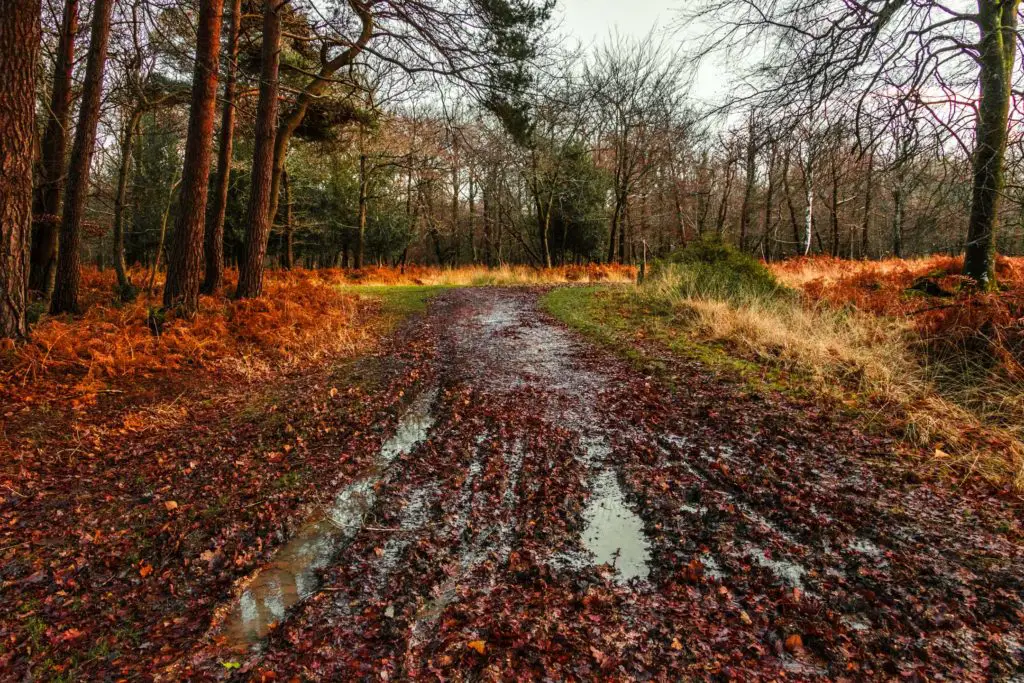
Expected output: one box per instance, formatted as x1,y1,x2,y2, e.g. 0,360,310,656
651,237,784,302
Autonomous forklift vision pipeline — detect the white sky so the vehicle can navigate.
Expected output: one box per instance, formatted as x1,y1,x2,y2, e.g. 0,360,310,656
555,0,725,103
556,0,672,44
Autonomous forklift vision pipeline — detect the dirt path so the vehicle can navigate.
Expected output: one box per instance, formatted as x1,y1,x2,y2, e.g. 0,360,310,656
186,288,1024,680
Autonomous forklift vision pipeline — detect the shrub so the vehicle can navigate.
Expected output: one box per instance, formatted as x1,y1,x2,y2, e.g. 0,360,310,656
650,237,784,303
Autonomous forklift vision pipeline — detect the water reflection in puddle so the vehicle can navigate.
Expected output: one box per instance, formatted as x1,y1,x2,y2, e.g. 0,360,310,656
572,437,652,582
217,389,437,649
581,470,652,581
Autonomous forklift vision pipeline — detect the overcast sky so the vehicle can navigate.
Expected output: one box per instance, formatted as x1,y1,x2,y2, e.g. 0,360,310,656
557,0,671,44
555,0,724,103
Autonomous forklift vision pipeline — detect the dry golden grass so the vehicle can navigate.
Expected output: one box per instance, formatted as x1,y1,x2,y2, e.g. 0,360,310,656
338,263,637,286
640,255,1024,490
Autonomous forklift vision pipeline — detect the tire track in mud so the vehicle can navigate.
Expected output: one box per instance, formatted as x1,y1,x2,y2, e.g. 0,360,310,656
185,288,1024,680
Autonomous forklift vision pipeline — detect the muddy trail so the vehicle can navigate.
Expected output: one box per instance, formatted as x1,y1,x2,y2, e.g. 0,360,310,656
184,288,1024,680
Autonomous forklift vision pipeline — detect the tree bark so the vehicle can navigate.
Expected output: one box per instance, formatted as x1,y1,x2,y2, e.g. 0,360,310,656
29,0,77,299
892,188,904,258
739,121,757,252
761,145,776,260
113,109,143,295
829,153,840,257
782,150,800,255
149,174,181,294
802,142,814,256
861,148,874,259
282,168,294,269
357,152,368,269
963,0,1019,288
0,0,41,338
236,0,283,299
51,0,115,314
163,0,224,315
202,0,242,294
716,161,734,237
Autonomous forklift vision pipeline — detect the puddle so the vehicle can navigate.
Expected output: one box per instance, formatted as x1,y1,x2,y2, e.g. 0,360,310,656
216,389,437,649
461,298,653,583
568,436,652,582
580,470,652,581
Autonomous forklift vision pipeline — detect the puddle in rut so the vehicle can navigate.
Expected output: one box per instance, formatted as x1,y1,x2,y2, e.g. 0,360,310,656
581,470,652,581
217,389,437,649
570,437,652,582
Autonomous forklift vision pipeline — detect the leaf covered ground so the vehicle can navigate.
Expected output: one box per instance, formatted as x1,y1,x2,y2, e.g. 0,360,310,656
3,278,1023,680
186,289,1021,680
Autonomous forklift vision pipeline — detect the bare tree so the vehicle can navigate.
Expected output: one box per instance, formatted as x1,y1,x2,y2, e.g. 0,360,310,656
110,0,190,298
687,0,1023,287
588,33,685,263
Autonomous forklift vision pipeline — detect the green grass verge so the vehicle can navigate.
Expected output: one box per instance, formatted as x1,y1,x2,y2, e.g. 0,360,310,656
343,285,452,325
542,285,796,397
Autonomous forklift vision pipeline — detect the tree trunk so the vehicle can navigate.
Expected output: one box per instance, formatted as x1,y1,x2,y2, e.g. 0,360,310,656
29,0,77,299
202,0,242,294
149,175,181,294
782,151,800,255
163,0,224,315
829,154,840,257
802,144,814,256
608,195,626,263
483,182,493,267
113,109,143,295
963,0,1019,288
739,122,757,251
468,172,477,262
236,0,282,299
861,149,874,259
357,152,367,269
761,147,776,260
451,137,460,262
282,168,294,269
673,179,687,247
716,162,734,236
51,0,115,314
892,188,904,258
539,198,553,269
0,0,40,338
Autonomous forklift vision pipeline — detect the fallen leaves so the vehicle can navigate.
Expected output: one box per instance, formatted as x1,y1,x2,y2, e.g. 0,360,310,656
7,285,1024,681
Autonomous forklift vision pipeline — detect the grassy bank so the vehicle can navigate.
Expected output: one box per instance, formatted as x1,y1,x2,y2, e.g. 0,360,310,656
545,244,1024,491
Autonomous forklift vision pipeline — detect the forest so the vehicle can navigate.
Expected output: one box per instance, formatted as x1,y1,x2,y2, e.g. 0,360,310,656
2,0,1024,680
